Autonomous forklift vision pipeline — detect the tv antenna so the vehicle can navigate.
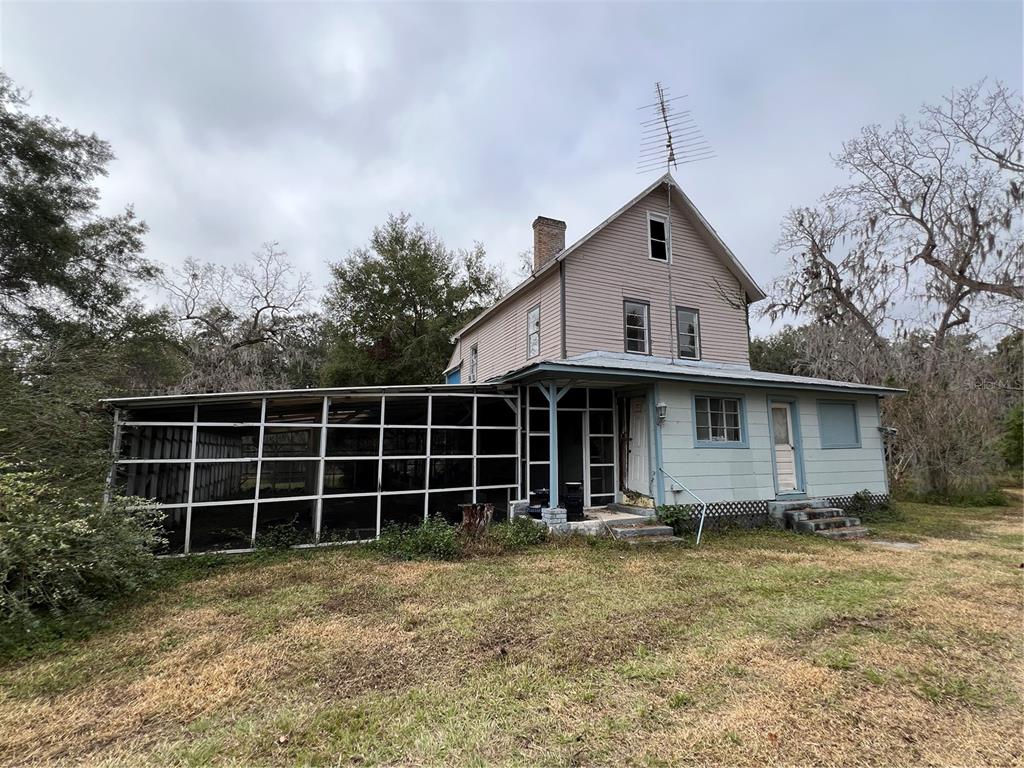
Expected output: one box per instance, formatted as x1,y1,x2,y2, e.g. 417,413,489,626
636,82,716,174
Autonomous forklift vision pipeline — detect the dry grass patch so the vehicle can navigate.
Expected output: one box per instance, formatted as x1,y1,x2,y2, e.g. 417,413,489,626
0,501,1021,766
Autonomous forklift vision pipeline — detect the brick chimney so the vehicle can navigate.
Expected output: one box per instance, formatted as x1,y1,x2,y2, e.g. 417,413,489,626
532,216,566,272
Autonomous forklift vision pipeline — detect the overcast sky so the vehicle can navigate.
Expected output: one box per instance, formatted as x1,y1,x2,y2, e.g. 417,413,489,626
2,1,1021,336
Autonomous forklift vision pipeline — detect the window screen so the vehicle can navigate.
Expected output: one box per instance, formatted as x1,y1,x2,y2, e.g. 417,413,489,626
468,345,478,383
624,301,650,354
527,305,540,358
676,307,700,359
819,402,860,448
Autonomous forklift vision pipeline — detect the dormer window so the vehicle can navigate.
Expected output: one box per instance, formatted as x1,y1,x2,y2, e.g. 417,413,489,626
648,213,669,262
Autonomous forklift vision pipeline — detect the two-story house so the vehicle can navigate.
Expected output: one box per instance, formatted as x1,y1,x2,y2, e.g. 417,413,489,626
443,172,897,512
104,173,897,555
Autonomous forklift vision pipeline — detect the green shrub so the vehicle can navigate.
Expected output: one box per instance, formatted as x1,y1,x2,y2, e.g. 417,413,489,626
485,517,548,550
1000,405,1023,472
0,462,164,637
254,524,315,550
372,516,459,561
657,504,694,536
848,489,901,522
900,488,1010,508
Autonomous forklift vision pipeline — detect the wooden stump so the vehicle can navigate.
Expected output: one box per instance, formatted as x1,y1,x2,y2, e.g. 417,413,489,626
458,503,494,539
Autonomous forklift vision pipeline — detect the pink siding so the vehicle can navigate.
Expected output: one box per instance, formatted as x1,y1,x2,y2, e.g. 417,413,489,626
563,190,750,365
449,269,561,382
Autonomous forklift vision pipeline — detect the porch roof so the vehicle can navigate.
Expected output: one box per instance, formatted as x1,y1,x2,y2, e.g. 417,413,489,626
100,382,516,408
494,352,905,396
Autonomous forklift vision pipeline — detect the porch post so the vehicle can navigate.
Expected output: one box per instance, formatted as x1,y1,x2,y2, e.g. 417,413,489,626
547,381,559,508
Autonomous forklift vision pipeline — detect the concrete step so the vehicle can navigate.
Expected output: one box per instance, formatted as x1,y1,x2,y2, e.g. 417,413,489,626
767,498,829,516
626,534,684,546
608,524,675,539
607,516,660,528
816,525,871,540
784,507,846,523
795,516,862,533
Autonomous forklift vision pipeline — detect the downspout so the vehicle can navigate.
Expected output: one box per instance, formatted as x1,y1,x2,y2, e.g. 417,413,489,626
559,260,567,359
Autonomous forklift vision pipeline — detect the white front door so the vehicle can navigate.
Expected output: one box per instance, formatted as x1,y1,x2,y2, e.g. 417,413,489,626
771,403,798,492
627,397,649,495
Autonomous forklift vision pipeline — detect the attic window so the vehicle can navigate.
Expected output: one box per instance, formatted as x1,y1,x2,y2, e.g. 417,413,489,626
648,213,669,262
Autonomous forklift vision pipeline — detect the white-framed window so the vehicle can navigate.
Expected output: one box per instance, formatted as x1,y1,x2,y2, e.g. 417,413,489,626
468,344,478,383
623,300,650,354
647,212,669,262
527,304,540,358
676,307,700,360
694,395,746,446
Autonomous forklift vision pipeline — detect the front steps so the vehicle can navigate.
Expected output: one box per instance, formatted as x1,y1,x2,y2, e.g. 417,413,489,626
768,498,870,540
606,518,681,545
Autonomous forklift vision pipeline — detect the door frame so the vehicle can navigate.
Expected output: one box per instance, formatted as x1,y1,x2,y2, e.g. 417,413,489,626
767,396,806,497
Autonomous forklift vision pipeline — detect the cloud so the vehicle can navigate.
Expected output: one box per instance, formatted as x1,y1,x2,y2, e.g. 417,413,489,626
3,1,1021,338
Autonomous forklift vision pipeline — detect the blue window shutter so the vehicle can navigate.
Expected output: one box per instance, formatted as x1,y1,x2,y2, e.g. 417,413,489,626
818,401,860,448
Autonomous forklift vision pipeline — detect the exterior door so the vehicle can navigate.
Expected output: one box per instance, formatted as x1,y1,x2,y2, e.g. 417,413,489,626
771,403,798,492
627,397,649,495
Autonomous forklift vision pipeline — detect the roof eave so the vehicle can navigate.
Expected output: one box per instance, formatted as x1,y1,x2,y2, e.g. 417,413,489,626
496,361,904,397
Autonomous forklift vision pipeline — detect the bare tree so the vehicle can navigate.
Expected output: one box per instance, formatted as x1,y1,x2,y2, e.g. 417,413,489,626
768,80,1023,351
764,81,1024,493
159,243,320,392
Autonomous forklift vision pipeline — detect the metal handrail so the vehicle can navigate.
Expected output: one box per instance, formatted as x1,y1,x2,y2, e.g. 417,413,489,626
658,467,710,546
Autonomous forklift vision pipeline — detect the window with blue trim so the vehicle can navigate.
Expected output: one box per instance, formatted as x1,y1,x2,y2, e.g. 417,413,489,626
694,396,744,444
818,401,860,448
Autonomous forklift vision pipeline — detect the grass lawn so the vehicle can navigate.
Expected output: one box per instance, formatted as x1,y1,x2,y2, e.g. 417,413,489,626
1,500,1022,766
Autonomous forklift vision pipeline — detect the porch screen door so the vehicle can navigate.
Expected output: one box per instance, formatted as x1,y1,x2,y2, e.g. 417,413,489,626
627,398,649,495
772,404,797,492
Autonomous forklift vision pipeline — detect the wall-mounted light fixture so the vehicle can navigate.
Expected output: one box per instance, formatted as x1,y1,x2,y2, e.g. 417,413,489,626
656,401,668,425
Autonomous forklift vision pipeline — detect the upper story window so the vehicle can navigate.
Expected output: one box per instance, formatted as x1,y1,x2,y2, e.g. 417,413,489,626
468,344,478,383
527,305,540,358
648,213,669,262
676,307,701,360
623,300,650,354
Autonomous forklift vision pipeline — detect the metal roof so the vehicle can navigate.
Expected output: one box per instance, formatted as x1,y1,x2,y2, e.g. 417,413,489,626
100,382,515,408
494,352,905,396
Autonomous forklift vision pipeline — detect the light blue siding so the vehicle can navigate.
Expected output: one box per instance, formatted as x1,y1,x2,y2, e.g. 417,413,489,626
657,382,888,503
445,367,461,384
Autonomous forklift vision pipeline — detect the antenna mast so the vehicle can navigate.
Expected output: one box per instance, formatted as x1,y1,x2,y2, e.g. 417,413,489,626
636,83,715,363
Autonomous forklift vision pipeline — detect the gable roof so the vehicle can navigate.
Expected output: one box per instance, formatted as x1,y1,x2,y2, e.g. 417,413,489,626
454,173,767,340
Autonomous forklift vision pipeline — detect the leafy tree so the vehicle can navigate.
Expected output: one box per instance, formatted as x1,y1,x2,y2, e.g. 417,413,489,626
0,311,185,492
1001,405,1023,472
749,326,812,375
322,213,504,386
0,72,153,340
